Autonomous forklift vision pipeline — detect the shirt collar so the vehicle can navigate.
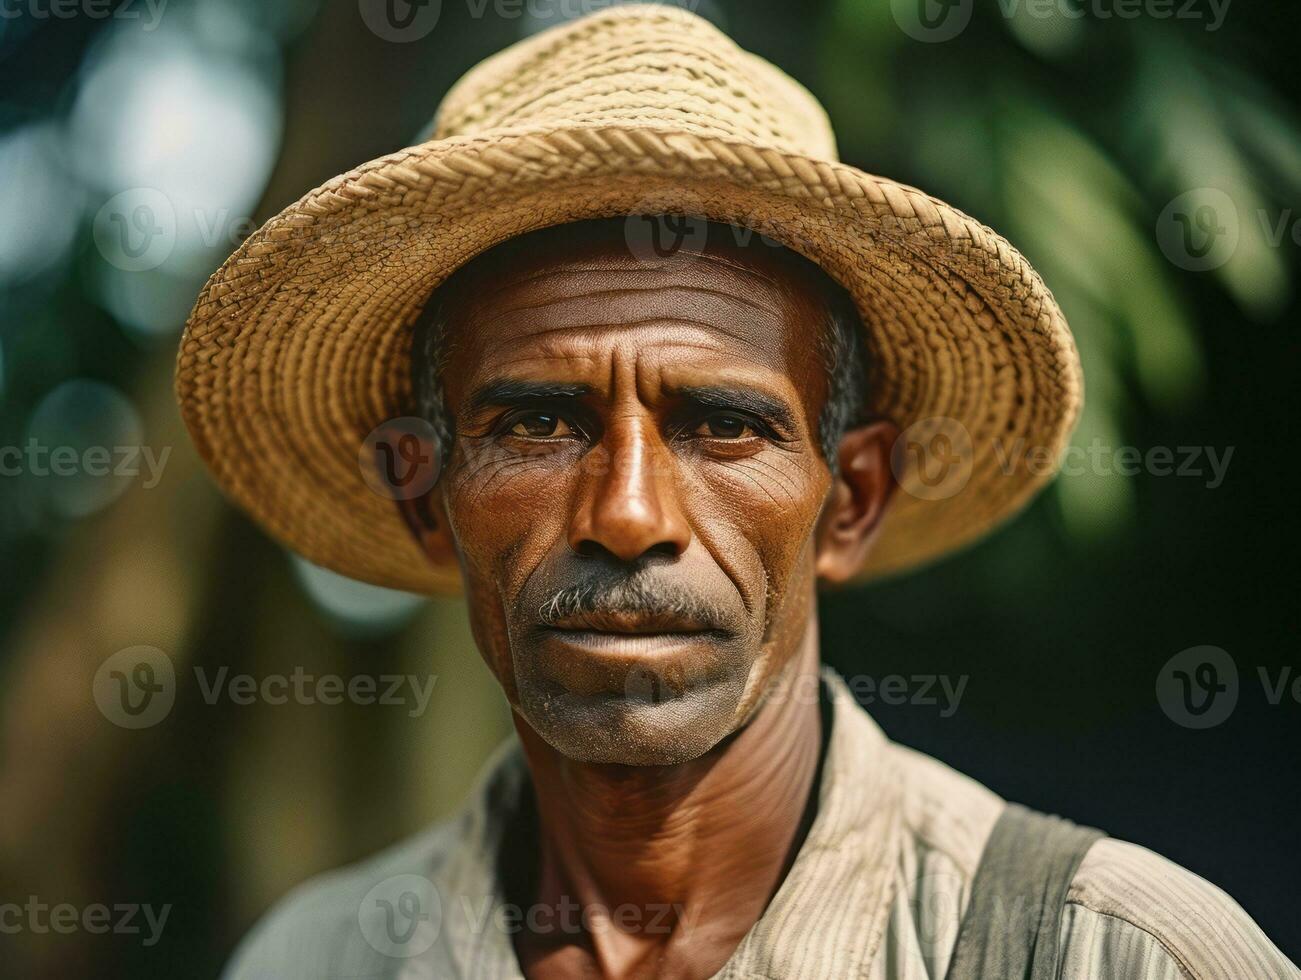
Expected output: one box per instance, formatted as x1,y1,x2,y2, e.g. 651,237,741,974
421,667,904,978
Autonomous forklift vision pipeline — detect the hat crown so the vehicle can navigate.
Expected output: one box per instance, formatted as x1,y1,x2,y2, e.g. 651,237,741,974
432,4,837,160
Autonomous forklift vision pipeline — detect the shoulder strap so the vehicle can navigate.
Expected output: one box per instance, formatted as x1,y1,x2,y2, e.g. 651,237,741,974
944,803,1105,980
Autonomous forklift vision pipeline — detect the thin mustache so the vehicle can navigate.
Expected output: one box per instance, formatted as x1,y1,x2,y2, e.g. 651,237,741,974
536,577,731,632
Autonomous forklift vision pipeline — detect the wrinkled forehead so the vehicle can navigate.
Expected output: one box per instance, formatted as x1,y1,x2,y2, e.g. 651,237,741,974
433,219,835,384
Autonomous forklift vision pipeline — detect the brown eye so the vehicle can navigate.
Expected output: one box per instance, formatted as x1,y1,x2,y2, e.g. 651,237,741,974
696,413,752,439
508,412,573,438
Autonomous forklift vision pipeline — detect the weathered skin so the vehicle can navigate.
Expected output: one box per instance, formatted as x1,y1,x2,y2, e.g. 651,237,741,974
398,225,897,979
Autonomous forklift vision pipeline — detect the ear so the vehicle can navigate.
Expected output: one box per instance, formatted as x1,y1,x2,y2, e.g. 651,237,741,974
363,421,457,566
395,484,458,567
814,420,898,583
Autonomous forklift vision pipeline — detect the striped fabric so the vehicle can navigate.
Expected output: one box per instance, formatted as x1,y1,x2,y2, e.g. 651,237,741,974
224,669,1297,979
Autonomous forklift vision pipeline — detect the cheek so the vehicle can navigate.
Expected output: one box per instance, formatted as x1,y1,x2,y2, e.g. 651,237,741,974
442,447,576,693
686,453,826,721
685,450,828,612
443,445,575,584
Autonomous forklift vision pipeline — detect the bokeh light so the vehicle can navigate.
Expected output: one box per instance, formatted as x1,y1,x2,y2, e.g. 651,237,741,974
69,15,281,283
290,555,428,636
0,122,83,286
23,379,144,520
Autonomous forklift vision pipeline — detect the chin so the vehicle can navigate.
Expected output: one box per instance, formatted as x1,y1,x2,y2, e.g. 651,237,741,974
516,675,746,766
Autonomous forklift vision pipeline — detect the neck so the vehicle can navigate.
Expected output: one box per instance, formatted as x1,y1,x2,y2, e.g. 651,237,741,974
510,624,824,977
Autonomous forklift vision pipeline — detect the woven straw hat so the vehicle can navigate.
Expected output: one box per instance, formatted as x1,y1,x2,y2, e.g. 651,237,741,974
176,3,1082,595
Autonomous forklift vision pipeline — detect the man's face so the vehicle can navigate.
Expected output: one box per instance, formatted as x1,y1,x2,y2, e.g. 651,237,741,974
414,227,881,765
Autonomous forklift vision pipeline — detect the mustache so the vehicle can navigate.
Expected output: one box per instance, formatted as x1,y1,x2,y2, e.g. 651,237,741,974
536,573,734,632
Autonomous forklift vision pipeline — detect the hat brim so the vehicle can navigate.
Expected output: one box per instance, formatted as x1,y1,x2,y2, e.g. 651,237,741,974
176,122,1082,594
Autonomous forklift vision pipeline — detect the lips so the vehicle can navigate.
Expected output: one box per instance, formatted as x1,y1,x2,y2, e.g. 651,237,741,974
524,601,740,702
523,573,743,700
543,608,716,636
535,610,729,680
540,617,724,662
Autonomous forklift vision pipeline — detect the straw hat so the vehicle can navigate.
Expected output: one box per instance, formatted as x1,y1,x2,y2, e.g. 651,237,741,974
175,3,1082,594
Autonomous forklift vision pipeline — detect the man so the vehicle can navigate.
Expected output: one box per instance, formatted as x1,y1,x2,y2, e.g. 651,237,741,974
176,5,1295,978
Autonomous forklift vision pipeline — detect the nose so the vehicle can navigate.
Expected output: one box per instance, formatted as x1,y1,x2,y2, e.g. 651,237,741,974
568,417,691,563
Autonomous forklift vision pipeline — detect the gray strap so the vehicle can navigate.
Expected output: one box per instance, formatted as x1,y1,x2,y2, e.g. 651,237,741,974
944,803,1105,980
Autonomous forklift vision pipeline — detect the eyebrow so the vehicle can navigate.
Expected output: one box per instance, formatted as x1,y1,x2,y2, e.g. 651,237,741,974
463,379,798,434
465,378,592,415
674,385,797,434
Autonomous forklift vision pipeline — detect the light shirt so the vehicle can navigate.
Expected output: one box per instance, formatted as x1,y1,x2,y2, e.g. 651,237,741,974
225,669,1297,979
